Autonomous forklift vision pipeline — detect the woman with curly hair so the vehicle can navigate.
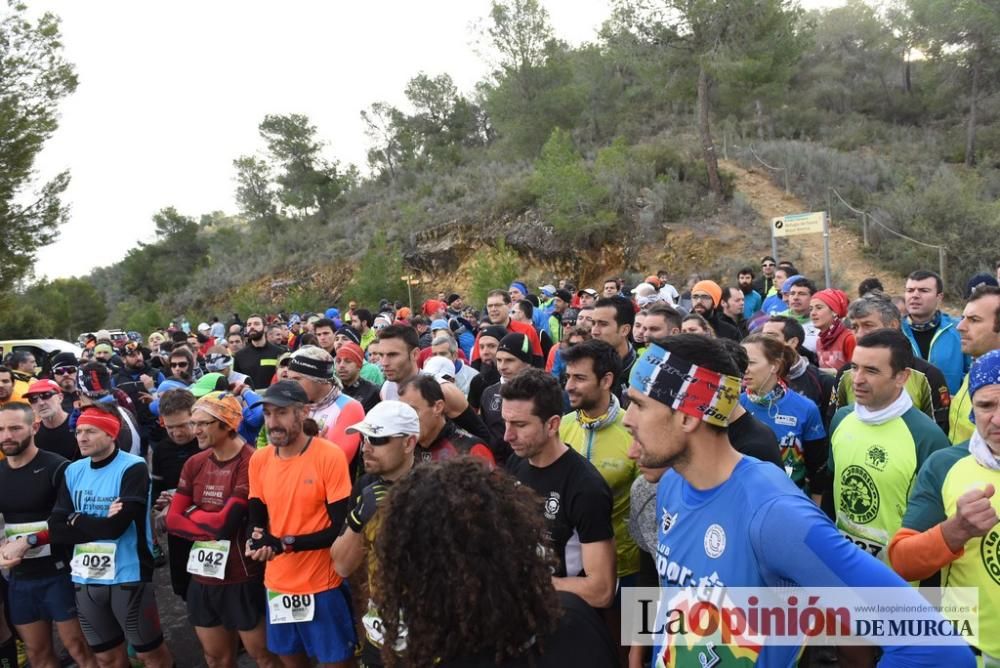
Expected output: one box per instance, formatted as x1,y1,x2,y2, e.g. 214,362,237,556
372,458,618,667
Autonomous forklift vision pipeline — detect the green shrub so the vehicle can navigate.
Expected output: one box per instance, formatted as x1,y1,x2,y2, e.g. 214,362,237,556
530,128,615,239
343,231,410,309
469,239,522,306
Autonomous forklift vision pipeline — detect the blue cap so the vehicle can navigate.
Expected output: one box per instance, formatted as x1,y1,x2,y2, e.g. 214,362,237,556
325,307,340,319
781,275,805,293
430,319,449,331
968,349,1000,423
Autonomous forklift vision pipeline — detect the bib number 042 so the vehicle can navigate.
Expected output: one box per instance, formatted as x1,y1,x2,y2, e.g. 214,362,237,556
186,540,230,579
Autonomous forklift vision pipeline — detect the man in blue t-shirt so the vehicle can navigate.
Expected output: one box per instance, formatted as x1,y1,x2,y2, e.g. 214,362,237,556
622,334,975,668
47,407,174,668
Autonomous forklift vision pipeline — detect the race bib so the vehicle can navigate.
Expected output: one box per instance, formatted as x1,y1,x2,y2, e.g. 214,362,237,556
4,521,51,559
186,540,230,579
362,599,408,651
70,543,116,581
840,530,885,560
267,590,315,624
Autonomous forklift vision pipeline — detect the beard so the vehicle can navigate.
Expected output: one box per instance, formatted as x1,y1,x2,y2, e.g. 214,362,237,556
248,329,265,342
269,417,303,447
640,440,690,470
568,391,599,413
1,433,32,458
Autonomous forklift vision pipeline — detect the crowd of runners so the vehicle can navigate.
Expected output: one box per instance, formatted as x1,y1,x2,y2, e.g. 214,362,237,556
0,261,997,667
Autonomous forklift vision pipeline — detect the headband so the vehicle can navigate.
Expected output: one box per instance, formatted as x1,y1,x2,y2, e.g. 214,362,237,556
629,344,741,427
968,349,1000,424
194,392,243,432
288,355,333,380
77,408,121,440
335,342,365,367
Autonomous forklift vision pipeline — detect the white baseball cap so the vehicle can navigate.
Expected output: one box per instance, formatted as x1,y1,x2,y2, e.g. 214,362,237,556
422,356,456,383
347,401,420,437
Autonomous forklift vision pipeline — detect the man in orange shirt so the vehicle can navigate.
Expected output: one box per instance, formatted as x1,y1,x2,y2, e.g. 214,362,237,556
246,381,355,667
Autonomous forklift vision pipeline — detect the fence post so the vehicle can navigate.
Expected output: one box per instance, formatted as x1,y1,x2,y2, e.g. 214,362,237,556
862,212,869,248
783,169,789,195
938,247,947,294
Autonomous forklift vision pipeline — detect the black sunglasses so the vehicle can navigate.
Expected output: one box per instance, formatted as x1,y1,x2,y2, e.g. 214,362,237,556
53,366,77,376
170,361,189,368
364,434,402,446
27,392,58,403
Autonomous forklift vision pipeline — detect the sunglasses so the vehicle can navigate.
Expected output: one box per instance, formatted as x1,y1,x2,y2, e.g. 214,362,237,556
27,392,58,403
170,361,190,369
762,262,776,267
364,434,402,446
53,366,77,376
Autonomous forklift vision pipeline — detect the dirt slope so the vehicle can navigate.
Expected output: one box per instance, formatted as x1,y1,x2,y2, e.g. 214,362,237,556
719,159,903,296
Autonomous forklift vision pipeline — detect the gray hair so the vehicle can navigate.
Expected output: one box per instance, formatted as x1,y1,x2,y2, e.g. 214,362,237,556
290,345,342,388
848,293,901,327
431,334,458,356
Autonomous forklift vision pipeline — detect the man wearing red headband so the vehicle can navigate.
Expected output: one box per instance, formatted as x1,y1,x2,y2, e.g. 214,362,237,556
46,406,175,668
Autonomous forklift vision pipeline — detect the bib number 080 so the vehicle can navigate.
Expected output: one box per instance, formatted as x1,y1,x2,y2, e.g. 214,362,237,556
281,594,312,609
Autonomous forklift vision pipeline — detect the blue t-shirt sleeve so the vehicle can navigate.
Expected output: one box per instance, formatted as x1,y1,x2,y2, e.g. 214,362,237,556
804,402,826,440
750,495,975,667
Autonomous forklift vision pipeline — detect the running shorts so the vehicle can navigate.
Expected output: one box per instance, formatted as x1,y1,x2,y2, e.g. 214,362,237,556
75,582,164,653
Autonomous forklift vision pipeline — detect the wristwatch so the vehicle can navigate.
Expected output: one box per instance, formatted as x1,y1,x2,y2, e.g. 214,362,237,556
25,534,39,547
281,535,295,553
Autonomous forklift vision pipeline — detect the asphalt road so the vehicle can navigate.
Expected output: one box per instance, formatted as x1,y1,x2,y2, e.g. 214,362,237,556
152,556,256,668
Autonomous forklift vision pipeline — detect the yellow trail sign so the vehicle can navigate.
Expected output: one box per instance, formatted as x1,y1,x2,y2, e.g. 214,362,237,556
771,211,825,238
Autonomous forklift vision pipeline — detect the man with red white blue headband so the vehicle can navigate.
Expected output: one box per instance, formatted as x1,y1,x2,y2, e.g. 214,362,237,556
622,334,975,667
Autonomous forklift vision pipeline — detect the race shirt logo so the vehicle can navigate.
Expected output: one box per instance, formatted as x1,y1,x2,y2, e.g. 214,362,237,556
662,509,678,535
839,465,879,524
774,414,797,427
544,492,561,520
982,527,1000,586
865,445,888,472
704,525,726,559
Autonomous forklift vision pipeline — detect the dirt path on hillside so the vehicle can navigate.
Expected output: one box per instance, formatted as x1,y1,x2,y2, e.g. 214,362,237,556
719,159,904,297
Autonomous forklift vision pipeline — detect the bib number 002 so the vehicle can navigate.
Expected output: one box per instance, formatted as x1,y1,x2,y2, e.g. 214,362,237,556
267,590,315,624
70,543,117,581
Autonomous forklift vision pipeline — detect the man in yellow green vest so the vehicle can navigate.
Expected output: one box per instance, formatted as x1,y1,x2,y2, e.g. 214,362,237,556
830,329,950,562
558,338,637,665
890,349,1000,665
949,286,1000,444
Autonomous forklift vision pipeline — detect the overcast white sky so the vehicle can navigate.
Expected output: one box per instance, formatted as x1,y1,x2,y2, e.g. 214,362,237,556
28,0,843,280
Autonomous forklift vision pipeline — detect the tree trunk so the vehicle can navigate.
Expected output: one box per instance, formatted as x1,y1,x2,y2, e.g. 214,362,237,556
903,49,912,94
697,65,723,197
965,58,979,167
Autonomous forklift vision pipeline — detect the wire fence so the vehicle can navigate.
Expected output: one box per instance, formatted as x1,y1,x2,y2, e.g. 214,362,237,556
727,140,947,287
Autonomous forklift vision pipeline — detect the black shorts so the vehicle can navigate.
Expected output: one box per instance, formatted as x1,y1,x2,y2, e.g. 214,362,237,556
186,579,266,632
75,582,164,653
